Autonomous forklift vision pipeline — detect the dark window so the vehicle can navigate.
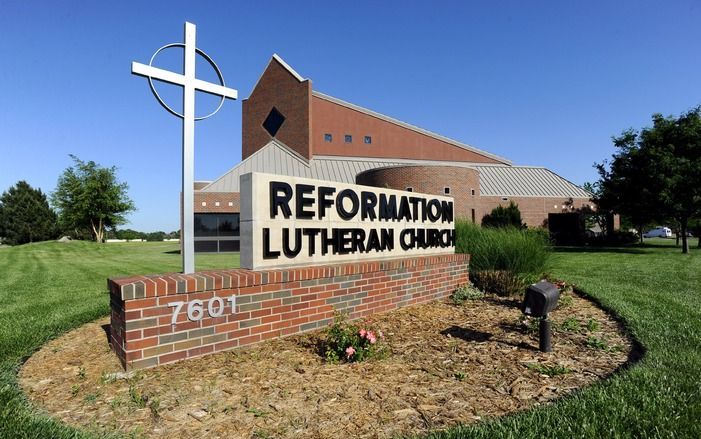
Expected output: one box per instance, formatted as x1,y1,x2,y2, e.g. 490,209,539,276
406,187,413,192
501,197,508,201
471,209,476,223
324,133,332,142
195,214,240,237
219,240,240,252
194,215,217,237
345,134,352,143
218,214,240,236
262,107,285,137
444,187,451,195
194,240,218,252
364,136,372,144
471,189,475,196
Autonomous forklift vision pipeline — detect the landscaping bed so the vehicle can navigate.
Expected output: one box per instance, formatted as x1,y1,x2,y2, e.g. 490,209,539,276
19,289,633,439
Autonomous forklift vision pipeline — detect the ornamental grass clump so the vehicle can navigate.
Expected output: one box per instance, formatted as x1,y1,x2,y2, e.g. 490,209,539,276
323,314,386,363
455,221,550,296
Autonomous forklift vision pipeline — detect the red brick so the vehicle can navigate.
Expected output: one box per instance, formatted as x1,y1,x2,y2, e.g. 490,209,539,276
160,350,187,364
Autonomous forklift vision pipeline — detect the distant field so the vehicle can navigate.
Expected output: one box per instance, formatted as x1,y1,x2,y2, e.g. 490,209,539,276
1,239,700,438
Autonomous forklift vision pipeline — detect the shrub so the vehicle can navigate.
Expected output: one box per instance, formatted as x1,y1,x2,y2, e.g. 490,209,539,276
481,201,525,229
586,230,638,246
323,313,386,363
470,270,526,297
451,282,484,304
455,221,551,296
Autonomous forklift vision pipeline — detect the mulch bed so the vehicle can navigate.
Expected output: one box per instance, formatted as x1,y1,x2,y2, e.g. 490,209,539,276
19,289,634,438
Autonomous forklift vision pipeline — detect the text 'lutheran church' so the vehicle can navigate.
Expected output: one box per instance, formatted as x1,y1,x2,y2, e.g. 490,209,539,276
191,55,594,252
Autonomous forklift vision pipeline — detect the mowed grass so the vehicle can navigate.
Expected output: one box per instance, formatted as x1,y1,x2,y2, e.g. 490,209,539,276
425,238,701,439
1,238,700,438
0,241,237,438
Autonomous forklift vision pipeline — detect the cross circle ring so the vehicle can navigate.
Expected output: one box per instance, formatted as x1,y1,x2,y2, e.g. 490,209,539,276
147,43,228,120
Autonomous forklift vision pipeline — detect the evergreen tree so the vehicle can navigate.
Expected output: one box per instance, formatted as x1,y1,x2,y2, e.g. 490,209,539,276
481,201,525,229
0,181,58,245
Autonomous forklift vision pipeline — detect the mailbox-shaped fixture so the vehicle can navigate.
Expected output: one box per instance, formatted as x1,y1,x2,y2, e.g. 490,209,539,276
523,281,560,317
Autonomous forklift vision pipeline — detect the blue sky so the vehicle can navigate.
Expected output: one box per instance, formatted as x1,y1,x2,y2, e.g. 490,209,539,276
1,1,699,232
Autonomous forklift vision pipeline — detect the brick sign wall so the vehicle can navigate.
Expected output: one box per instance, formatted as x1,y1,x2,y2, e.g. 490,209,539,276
110,254,469,370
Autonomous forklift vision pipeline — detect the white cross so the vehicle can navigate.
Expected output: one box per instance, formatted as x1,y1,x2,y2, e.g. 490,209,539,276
131,22,237,274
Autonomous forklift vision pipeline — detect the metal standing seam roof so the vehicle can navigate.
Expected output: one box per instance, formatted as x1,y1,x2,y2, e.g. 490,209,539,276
473,165,592,198
201,140,591,199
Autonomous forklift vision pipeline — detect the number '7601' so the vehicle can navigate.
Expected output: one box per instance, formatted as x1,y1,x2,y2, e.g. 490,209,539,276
167,296,236,325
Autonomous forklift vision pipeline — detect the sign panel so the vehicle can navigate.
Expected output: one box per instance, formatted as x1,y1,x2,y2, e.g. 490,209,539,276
240,173,455,269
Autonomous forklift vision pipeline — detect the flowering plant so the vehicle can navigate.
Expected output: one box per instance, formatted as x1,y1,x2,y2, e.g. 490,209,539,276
323,313,386,363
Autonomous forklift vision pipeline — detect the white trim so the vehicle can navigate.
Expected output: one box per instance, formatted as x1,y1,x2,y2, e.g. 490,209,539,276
312,91,511,165
272,54,305,82
248,54,307,98
313,154,509,168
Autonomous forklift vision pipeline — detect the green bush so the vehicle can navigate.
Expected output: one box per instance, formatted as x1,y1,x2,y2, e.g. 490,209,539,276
455,221,550,296
451,282,484,304
323,313,386,363
481,201,525,229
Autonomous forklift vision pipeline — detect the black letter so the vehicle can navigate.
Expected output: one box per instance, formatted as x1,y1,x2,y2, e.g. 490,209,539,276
379,194,397,221
295,184,315,219
427,199,441,222
336,189,359,220
303,228,320,256
361,191,378,220
398,196,412,221
318,186,336,219
441,200,454,223
282,228,302,258
263,228,280,259
270,182,292,219
400,229,414,250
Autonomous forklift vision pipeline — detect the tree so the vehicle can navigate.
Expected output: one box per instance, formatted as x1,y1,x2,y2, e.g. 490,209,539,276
0,181,58,245
52,155,135,242
596,108,701,253
481,201,525,229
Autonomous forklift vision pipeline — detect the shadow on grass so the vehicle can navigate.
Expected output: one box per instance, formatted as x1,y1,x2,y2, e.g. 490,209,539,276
163,250,181,254
553,246,648,255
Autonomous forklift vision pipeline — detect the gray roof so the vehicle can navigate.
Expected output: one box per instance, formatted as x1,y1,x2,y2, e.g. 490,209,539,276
201,140,590,199
474,166,591,198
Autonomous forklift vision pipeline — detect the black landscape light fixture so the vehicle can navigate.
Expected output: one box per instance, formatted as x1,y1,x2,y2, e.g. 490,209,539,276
522,281,560,352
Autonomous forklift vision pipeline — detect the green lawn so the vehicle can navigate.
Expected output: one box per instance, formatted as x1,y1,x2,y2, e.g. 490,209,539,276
1,239,700,438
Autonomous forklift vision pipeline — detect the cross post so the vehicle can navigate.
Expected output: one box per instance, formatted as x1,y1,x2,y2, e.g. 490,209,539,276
131,22,237,274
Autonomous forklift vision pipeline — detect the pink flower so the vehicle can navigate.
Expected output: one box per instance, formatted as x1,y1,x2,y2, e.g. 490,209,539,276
359,329,367,338
345,346,356,359
367,331,377,344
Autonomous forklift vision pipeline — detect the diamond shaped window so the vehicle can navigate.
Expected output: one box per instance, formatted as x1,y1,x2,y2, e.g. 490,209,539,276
262,107,285,137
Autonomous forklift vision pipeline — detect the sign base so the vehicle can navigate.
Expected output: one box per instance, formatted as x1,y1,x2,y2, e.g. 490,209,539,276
109,254,469,370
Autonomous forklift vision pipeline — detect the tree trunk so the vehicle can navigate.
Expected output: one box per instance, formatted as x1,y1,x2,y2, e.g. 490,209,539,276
680,218,689,254
90,219,104,243
639,224,644,244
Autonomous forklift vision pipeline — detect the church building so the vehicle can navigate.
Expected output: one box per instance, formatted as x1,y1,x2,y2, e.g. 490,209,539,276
192,55,592,252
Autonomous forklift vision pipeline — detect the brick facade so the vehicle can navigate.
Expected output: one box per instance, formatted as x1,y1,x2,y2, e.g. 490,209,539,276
357,166,481,220
357,165,593,227
311,96,505,164
193,192,241,213
477,196,593,228
242,57,312,160
109,254,470,370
